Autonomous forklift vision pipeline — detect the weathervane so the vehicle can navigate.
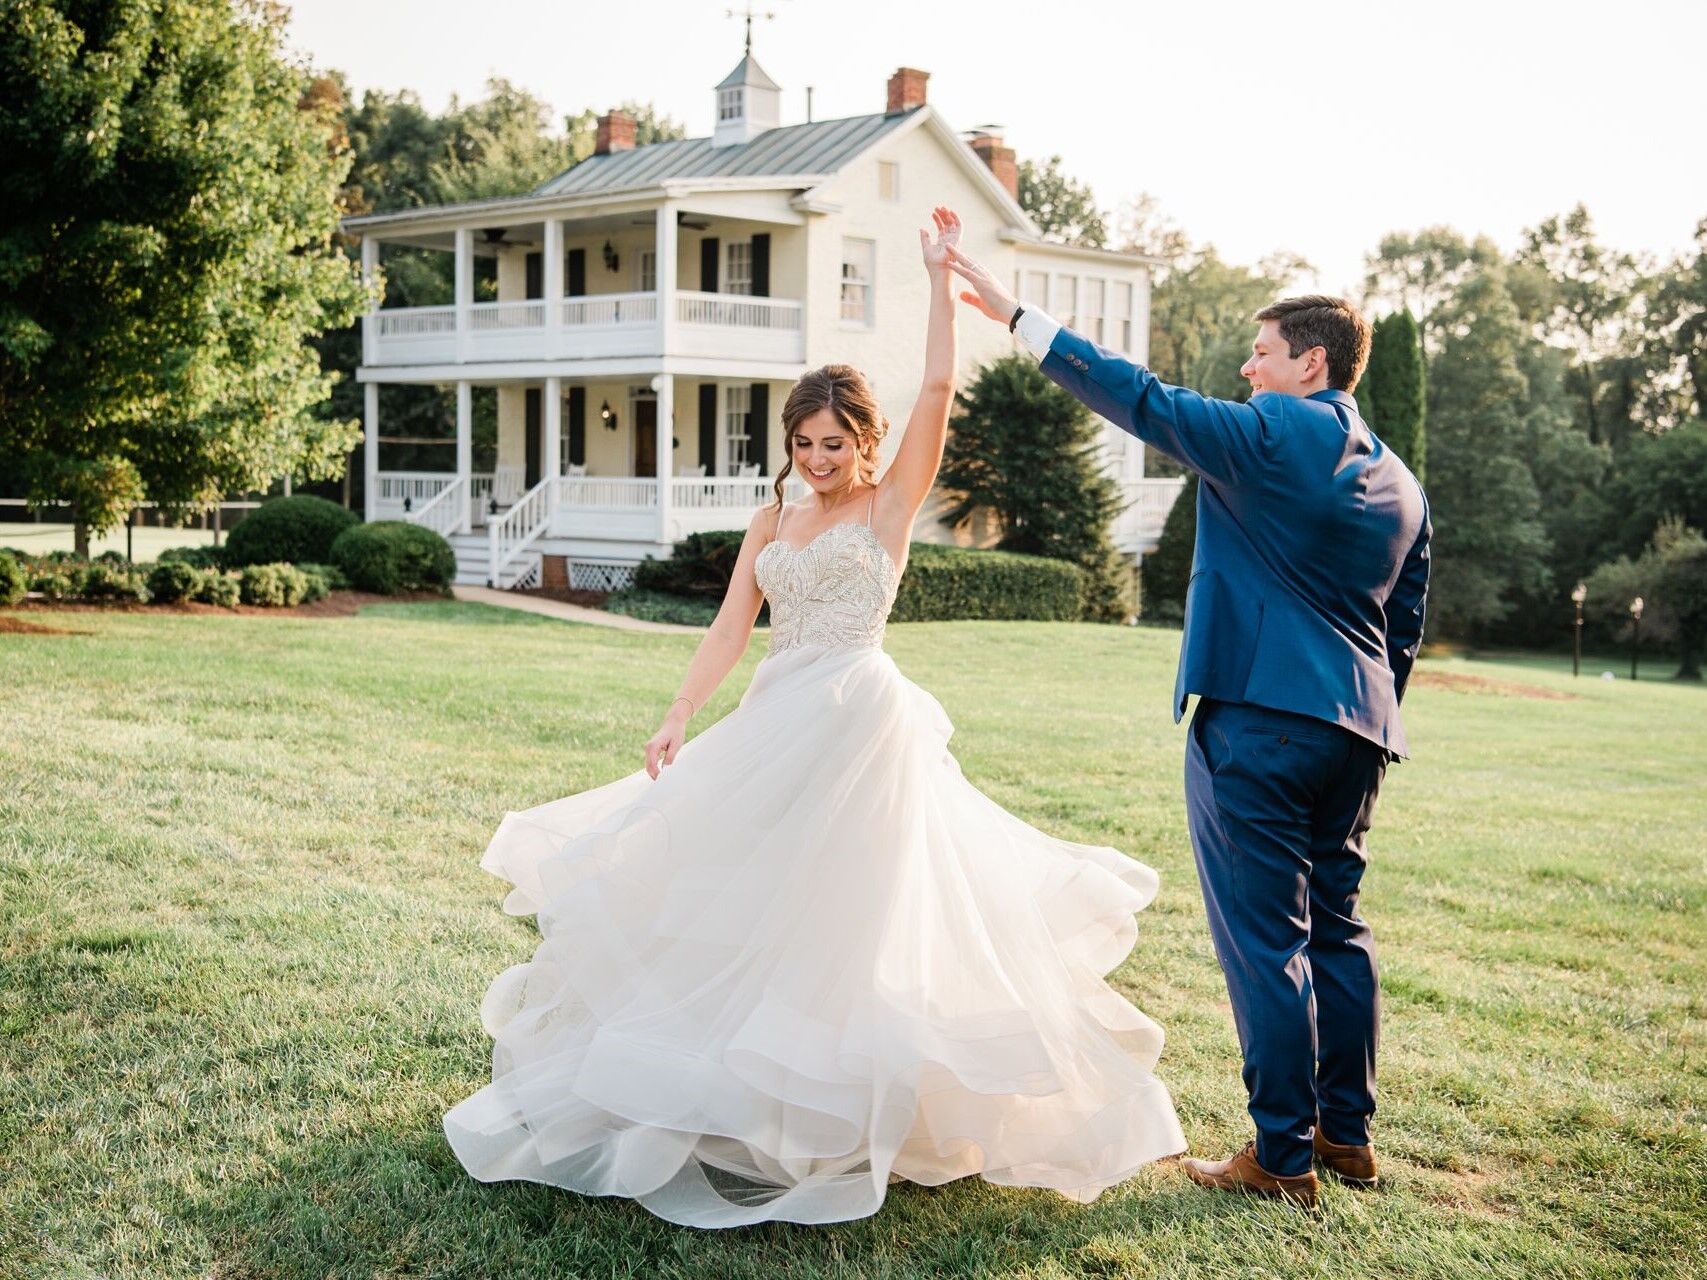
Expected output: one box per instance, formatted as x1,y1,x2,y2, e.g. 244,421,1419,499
726,3,779,54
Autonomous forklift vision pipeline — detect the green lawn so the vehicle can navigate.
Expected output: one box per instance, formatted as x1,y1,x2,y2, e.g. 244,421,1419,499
2,602,1702,1280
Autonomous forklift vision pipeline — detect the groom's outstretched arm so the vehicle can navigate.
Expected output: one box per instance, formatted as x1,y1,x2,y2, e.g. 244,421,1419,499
943,245,1266,488
1012,310,1267,488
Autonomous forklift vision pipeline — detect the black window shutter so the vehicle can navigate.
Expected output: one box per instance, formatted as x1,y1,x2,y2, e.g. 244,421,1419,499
748,383,769,474
700,237,719,292
567,248,586,297
698,383,718,475
751,234,770,297
568,386,586,466
525,388,542,487
524,251,543,300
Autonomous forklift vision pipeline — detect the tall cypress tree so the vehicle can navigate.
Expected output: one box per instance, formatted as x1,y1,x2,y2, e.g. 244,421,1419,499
1366,310,1428,482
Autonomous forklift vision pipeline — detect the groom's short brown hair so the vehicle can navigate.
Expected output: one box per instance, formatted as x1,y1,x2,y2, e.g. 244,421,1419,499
1254,295,1372,393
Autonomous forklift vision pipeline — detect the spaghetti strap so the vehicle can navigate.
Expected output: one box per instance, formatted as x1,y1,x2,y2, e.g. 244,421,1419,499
865,492,875,526
775,502,786,541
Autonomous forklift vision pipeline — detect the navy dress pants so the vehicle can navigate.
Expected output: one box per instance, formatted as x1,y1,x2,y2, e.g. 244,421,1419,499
1184,697,1387,1177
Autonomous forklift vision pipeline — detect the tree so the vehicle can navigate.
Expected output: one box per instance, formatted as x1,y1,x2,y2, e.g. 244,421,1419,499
1645,218,1707,424
1585,517,1707,680
1362,310,1427,481
0,0,366,553
1598,420,1707,557
1362,227,1498,360
1423,264,1554,635
939,356,1128,621
1140,473,1197,623
1017,155,1108,248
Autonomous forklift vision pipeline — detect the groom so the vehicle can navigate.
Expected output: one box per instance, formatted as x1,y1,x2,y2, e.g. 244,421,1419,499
948,249,1430,1208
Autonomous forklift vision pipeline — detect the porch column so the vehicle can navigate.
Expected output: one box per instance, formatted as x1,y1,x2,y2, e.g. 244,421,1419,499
363,381,379,522
656,374,674,543
656,203,678,355
454,226,473,362
456,380,473,533
360,236,379,366
543,217,563,356
544,375,563,507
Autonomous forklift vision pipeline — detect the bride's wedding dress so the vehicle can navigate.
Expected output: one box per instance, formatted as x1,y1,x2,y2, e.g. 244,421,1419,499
442,503,1186,1227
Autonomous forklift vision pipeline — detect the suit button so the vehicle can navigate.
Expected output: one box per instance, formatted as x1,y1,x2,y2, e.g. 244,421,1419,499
1279,735,1290,745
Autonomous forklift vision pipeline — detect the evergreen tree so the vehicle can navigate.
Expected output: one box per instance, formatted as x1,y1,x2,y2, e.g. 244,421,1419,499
1364,310,1427,482
939,357,1127,621
1139,473,1197,623
0,0,366,552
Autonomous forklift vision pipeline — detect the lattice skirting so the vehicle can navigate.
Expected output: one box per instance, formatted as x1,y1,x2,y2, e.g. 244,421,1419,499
570,561,636,591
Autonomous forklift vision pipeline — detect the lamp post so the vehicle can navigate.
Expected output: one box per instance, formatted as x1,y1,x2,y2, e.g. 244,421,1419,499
1571,581,1587,677
1630,596,1644,681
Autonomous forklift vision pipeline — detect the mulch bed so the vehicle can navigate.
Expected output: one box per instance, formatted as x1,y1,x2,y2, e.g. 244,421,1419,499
1411,670,1577,701
5,589,448,620
0,615,93,635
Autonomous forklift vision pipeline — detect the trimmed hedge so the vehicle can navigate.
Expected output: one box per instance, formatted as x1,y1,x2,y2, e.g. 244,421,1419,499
889,543,1084,622
330,521,455,594
605,587,721,626
147,561,201,603
224,495,359,568
634,530,745,599
238,562,311,607
195,571,241,608
158,545,226,570
0,551,24,606
77,562,149,603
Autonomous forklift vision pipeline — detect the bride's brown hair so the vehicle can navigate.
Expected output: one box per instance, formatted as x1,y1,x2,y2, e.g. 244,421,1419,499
773,365,889,508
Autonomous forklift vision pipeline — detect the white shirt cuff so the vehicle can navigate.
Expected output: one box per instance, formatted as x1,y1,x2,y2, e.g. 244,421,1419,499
1013,306,1062,361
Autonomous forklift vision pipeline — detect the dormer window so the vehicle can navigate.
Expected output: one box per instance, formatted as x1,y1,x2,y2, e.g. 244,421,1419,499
718,87,743,122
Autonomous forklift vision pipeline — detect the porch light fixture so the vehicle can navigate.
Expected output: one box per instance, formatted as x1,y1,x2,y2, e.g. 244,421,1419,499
1570,580,1587,677
1630,596,1644,681
602,240,619,272
601,400,618,431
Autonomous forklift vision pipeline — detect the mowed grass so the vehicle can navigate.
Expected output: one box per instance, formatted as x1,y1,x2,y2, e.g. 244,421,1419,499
2,602,1703,1280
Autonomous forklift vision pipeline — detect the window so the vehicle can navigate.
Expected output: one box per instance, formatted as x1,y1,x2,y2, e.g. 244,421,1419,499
877,161,900,202
840,238,875,325
1023,270,1048,308
718,88,742,121
724,384,751,472
637,250,656,293
1112,280,1134,352
1083,278,1105,345
1054,275,1077,330
725,241,752,296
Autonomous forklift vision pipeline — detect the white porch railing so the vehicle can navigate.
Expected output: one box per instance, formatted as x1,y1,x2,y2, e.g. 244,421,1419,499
1115,477,1189,552
489,475,557,584
670,477,774,509
469,300,545,330
373,306,457,338
676,291,802,330
406,475,468,535
562,292,659,327
377,471,456,508
556,476,660,509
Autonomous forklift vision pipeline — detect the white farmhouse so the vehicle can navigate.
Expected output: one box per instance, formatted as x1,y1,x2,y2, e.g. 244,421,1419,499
343,54,1184,589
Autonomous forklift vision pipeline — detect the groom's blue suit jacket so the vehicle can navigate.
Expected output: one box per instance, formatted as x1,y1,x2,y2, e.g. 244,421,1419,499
1038,327,1431,760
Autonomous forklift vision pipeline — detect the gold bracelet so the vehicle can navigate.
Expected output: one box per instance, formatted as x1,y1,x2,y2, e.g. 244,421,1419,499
670,695,696,716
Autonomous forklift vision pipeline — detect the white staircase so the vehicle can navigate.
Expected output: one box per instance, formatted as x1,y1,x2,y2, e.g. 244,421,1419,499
447,531,541,589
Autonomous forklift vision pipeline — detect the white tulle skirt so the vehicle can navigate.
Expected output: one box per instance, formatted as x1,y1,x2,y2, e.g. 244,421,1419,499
443,642,1186,1227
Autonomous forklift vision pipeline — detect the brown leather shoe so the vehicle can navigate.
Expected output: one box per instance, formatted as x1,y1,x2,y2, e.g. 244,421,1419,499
1181,1142,1319,1208
1313,1129,1379,1188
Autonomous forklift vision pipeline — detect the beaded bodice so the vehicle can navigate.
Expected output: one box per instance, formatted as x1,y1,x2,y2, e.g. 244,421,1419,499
754,520,899,655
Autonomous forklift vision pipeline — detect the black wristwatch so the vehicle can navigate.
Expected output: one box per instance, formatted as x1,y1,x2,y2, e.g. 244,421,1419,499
1008,304,1025,333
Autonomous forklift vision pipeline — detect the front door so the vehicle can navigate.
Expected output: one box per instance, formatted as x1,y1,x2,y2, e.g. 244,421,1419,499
634,397,658,477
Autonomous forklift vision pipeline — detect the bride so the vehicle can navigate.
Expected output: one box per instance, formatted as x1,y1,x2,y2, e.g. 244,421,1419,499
443,207,1186,1227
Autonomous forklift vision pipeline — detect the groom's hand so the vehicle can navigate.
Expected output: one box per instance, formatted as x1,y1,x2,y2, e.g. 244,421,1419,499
943,245,1020,328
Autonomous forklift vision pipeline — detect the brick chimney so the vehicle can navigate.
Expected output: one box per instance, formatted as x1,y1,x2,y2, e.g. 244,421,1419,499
595,109,636,155
886,67,929,114
968,129,1018,200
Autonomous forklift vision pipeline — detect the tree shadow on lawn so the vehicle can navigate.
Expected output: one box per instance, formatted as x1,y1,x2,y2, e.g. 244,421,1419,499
175,1123,1327,1279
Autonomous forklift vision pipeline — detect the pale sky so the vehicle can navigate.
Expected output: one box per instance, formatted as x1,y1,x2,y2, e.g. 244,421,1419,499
281,0,1707,296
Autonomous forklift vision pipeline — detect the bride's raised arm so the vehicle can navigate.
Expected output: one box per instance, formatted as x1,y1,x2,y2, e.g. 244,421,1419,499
876,206,960,526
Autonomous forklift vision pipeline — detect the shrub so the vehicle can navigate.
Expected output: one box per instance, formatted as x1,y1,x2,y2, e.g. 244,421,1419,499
147,561,202,604
223,495,358,568
1140,473,1197,625
605,588,720,626
0,551,24,606
157,545,226,570
634,530,746,599
330,521,455,594
77,562,149,603
194,570,241,608
888,543,1084,622
238,562,311,607
296,561,348,594
30,570,76,601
